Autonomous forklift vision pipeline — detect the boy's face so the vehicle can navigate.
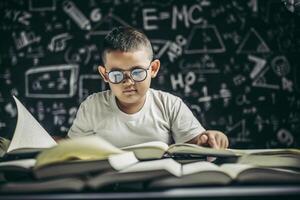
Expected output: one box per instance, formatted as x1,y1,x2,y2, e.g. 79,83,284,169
98,49,160,108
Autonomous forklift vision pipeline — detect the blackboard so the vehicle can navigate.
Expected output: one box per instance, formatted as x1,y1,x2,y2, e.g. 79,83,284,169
0,0,299,148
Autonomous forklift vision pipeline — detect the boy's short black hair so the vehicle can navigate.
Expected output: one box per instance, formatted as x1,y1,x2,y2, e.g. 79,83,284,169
101,26,153,64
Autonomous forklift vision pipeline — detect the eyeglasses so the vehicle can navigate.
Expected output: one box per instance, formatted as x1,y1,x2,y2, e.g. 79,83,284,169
105,64,151,84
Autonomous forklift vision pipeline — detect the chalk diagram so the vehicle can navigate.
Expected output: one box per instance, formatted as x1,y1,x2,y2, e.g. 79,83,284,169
185,25,226,54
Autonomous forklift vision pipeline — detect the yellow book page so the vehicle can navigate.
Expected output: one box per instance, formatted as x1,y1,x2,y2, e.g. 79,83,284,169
35,136,124,168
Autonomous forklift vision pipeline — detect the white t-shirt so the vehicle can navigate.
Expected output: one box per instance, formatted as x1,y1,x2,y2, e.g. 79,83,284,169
68,89,205,147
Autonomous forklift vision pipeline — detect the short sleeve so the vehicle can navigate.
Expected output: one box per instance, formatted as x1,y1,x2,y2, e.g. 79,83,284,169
170,99,206,143
67,102,94,138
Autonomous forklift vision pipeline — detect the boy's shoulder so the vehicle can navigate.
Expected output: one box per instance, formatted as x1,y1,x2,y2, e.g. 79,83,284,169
81,90,112,105
149,88,182,103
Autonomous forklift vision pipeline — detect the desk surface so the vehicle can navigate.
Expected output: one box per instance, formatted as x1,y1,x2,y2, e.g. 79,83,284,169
1,185,300,200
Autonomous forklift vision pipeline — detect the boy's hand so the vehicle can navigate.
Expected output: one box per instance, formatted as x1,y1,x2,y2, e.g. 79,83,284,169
188,130,229,149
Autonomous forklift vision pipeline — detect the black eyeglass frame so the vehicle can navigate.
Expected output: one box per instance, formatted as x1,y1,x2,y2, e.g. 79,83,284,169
105,62,152,84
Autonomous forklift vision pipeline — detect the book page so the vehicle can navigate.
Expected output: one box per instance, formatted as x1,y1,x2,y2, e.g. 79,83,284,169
182,161,222,175
108,152,139,170
120,158,182,177
219,163,300,184
35,136,124,168
0,137,11,157
148,161,234,188
121,141,169,160
168,143,238,157
238,154,300,169
230,148,300,155
121,141,169,151
7,96,57,153
219,163,257,179
0,158,36,169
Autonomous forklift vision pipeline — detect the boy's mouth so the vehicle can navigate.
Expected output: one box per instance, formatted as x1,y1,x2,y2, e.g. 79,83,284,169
123,89,137,94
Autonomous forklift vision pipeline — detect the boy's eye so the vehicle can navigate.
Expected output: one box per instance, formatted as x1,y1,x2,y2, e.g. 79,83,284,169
108,71,124,83
132,69,144,76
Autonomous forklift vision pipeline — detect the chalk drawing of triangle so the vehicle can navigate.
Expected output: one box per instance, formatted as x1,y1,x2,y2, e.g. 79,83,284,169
185,25,226,54
86,14,130,36
151,39,170,59
237,28,270,54
252,66,280,89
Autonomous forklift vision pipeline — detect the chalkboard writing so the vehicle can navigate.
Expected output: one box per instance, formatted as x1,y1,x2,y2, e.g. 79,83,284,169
0,0,299,148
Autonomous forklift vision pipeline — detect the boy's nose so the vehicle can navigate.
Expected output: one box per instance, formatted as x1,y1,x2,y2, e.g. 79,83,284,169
122,72,135,85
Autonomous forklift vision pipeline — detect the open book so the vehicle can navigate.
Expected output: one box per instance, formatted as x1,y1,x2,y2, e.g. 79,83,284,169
33,136,137,179
148,161,300,188
0,168,170,193
2,157,300,193
1,135,300,193
121,141,300,160
0,96,56,158
121,141,239,160
0,136,139,182
59,154,300,189
3,135,298,181
0,137,164,193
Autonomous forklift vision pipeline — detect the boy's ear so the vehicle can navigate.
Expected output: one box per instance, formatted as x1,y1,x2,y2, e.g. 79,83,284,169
98,65,109,82
150,59,160,78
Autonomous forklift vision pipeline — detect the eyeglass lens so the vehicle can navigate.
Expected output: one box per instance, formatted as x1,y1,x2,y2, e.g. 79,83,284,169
108,68,147,83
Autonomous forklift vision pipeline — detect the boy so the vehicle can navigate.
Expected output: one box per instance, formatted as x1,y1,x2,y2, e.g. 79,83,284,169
68,26,229,149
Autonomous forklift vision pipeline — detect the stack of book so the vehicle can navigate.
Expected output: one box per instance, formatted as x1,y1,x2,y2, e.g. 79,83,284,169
0,96,299,193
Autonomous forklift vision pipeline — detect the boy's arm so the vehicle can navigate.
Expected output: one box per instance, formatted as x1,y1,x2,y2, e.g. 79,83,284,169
67,101,94,138
187,130,229,149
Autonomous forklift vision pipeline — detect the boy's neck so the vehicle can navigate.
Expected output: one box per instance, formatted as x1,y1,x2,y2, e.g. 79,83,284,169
116,96,146,114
